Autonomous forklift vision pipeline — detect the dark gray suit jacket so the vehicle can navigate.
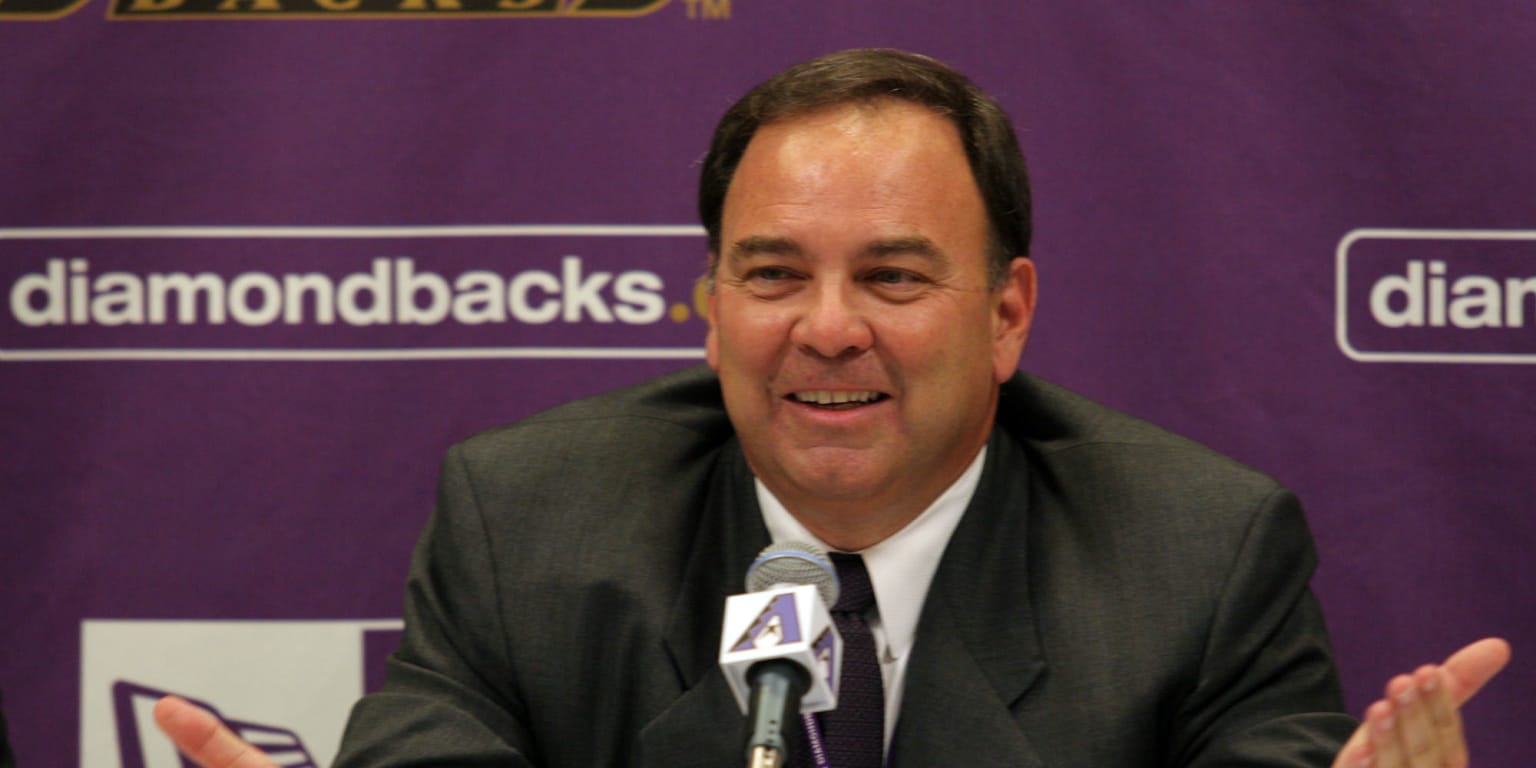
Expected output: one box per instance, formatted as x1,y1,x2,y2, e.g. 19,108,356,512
335,366,1355,767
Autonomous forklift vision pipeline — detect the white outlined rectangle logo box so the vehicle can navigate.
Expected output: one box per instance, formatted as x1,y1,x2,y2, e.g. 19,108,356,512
82,619,402,768
1335,228,1536,364
2,225,709,362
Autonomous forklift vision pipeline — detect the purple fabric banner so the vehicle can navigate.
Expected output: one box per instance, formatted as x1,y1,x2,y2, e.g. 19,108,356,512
3,2,1531,764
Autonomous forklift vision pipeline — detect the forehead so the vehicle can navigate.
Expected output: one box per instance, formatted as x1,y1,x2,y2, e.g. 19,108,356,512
733,100,970,187
721,100,988,252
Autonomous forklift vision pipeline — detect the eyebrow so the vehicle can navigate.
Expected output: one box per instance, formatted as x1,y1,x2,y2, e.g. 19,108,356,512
726,235,947,263
727,236,803,262
864,236,944,262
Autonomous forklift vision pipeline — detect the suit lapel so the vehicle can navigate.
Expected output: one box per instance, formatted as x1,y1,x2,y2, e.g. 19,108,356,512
638,420,1049,766
892,429,1047,767
641,439,770,767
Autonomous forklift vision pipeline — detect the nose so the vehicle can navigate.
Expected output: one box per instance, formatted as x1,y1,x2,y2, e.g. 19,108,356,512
790,281,873,360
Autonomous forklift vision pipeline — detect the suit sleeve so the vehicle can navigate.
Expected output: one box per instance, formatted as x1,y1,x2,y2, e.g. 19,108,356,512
333,443,539,767
1173,487,1357,767
0,689,15,768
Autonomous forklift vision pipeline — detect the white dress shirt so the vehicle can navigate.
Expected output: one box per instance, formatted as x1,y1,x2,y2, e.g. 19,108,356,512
755,445,986,749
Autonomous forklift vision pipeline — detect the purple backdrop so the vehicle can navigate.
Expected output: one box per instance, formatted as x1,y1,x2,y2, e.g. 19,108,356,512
2,2,1531,764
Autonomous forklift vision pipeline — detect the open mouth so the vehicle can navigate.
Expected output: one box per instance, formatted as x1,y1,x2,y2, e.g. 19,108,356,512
789,390,889,411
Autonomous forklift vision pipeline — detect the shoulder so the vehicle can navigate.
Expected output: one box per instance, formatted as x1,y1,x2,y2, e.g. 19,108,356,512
998,372,1285,507
995,374,1321,627
997,372,1311,591
433,366,737,547
990,377,1347,759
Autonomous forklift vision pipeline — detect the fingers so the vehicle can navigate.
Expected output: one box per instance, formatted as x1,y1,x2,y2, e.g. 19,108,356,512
1392,668,1445,767
1329,721,1373,768
152,696,279,768
1361,667,1468,768
1338,639,1508,768
1366,696,1404,768
1421,667,1468,768
1439,637,1512,706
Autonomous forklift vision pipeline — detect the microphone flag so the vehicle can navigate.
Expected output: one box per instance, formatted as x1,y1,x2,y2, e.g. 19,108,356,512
718,584,841,714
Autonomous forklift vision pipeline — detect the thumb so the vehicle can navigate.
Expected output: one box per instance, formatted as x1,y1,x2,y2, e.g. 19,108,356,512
1441,637,1512,707
152,696,278,768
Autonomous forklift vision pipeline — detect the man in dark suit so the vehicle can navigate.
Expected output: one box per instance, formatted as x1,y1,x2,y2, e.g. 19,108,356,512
156,49,1508,768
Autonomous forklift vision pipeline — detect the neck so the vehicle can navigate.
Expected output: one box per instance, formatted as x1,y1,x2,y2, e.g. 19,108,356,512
766,443,990,552
789,502,926,552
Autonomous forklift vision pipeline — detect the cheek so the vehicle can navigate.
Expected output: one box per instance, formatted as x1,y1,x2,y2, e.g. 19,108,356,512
716,304,790,363
887,306,990,366
896,322,1001,414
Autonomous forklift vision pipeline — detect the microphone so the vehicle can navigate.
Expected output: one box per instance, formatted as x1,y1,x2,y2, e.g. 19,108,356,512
719,542,843,767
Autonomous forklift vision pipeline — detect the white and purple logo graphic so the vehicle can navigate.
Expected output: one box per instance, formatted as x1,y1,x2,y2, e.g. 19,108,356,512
717,586,841,715
810,626,838,693
3,225,708,361
82,620,402,767
113,681,317,768
729,592,804,651
1336,228,1536,363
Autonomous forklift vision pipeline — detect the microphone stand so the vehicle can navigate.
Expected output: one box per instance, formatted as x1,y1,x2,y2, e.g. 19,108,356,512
745,660,810,768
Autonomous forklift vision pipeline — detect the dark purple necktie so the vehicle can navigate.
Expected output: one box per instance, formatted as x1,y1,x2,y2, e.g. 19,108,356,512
795,552,884,767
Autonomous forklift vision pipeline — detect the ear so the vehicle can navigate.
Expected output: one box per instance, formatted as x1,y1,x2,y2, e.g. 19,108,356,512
991,257,1037,383
704,263,721,371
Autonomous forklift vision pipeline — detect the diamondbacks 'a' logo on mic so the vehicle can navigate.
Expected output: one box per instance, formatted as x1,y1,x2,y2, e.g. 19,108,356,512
811,626,837,691
730,592,803,651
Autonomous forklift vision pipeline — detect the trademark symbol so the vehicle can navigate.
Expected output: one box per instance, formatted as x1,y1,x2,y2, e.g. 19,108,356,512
683,0,727,19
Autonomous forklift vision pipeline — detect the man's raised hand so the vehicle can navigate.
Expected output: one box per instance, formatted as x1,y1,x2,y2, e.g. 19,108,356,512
1330,637,1512,768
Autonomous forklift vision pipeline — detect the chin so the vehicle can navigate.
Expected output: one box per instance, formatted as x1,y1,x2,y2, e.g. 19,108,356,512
783,464,893,506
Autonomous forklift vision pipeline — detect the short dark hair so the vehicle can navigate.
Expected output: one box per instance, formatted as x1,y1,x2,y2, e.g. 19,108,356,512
698,48,1032,286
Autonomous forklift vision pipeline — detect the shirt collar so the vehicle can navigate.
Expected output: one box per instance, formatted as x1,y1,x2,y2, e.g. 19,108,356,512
755,445,986,663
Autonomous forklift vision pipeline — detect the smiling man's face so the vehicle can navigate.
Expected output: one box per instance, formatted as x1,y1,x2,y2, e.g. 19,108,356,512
706,99,1036,548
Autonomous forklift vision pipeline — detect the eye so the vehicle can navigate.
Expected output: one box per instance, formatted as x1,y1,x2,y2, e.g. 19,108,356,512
745,266,796,282
736,265,806,298
865,268,929,290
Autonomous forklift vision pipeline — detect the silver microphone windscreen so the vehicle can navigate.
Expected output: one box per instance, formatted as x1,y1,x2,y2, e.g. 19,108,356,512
745,541,839,608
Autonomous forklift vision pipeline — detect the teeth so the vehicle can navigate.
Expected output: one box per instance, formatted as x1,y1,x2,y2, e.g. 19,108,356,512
793,390,881,405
